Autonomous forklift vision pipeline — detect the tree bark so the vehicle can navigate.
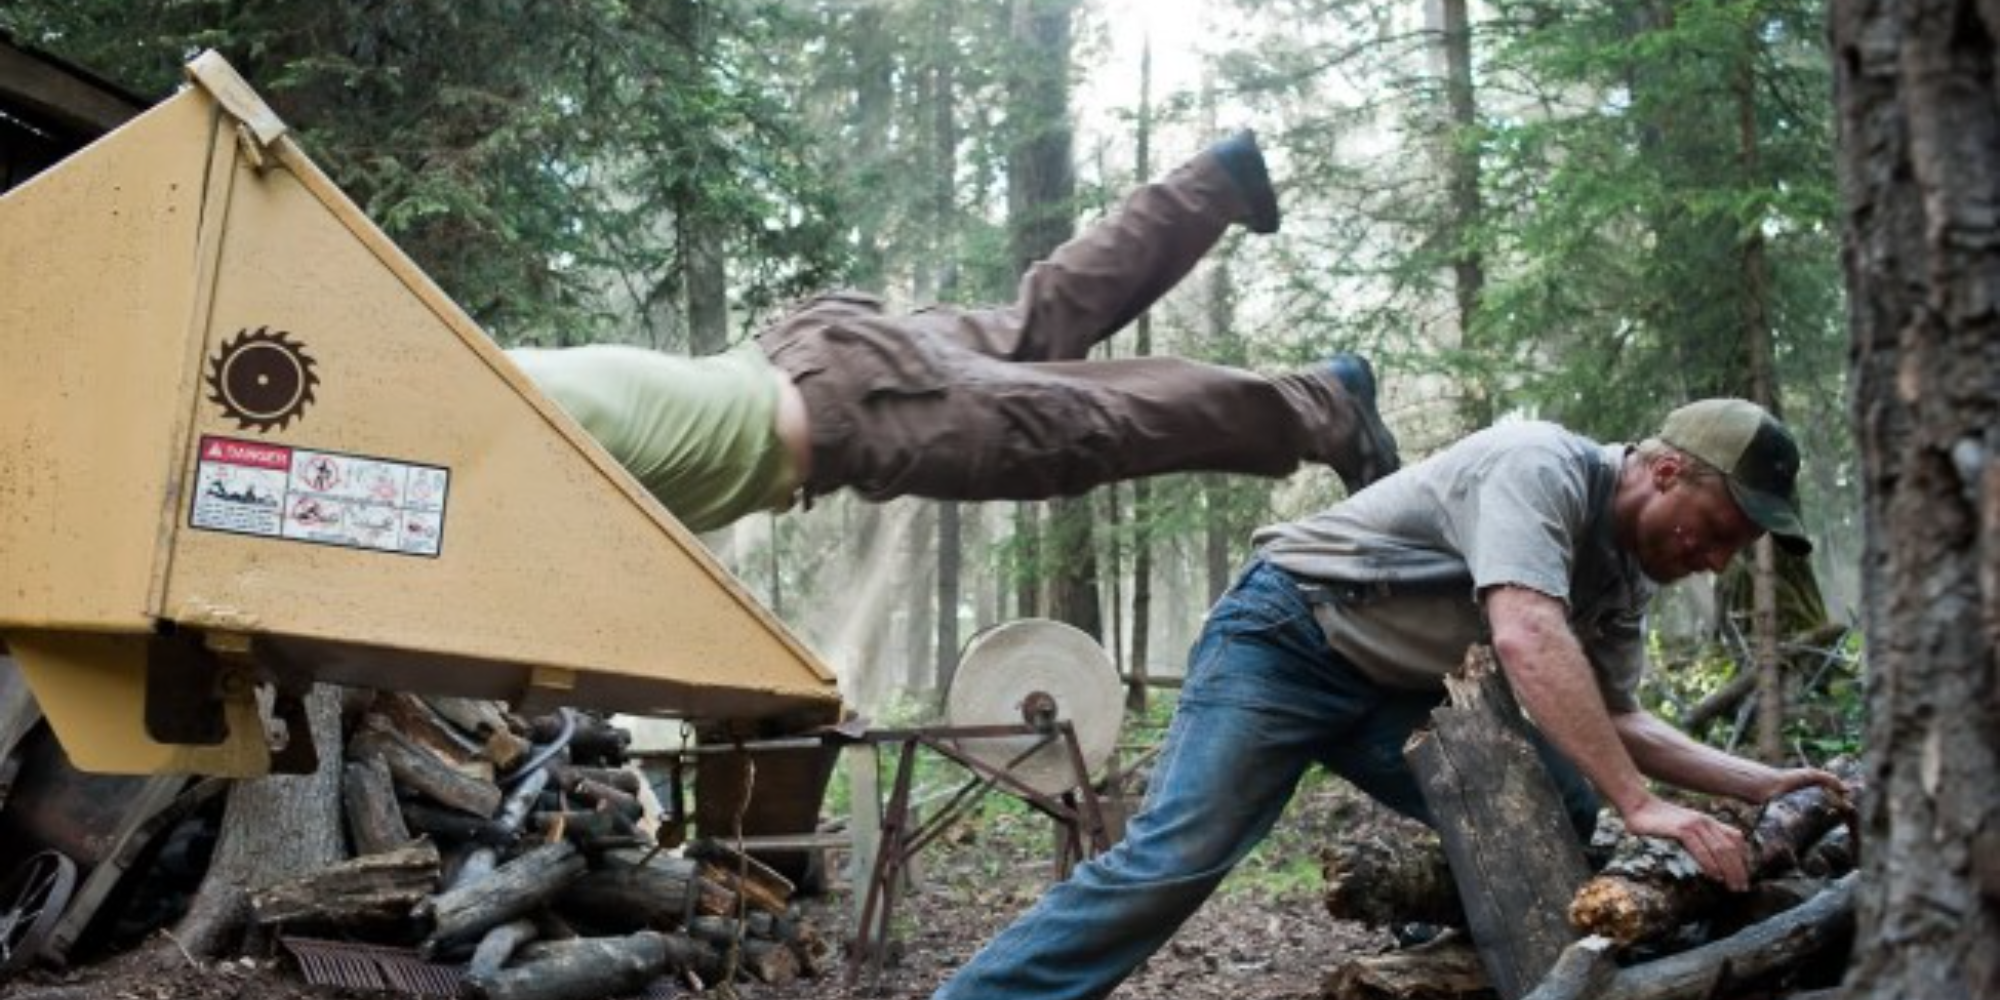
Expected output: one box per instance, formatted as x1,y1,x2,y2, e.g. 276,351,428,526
465,919,539,985
1437,0,1490,431
1570,775,1856,945
1320,931,1490,1000
170,684,346,957
1005,0,1092,640
1594,874,1856,1000
420,842,586,954
343,755,414,856
1831,0,2000,994
1405,646,1589,1000
1321,833,1465,928
372,691,490,774
249,839,440,929
474,931,672,1000
1125,36,1155,715
1517,936,1615,1000
351,715,502,818
553,857,703,933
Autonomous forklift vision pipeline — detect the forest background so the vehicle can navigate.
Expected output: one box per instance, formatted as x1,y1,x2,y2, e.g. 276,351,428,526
9,2,1997,996
0,0,1859,735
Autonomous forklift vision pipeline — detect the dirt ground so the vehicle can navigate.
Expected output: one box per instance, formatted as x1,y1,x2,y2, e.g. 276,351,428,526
1,775,1410,1000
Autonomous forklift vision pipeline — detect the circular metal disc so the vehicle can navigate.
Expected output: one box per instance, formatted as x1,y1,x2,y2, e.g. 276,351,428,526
945,618,1124,797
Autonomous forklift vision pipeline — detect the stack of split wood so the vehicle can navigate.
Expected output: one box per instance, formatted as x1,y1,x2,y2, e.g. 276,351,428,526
246,693,829,1000
1318,647,1862,1000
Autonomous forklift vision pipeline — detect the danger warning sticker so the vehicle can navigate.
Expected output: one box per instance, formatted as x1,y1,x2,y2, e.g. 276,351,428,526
190,435,451,557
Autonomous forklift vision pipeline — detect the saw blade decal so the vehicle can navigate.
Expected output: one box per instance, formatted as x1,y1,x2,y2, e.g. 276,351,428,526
206,327,319,432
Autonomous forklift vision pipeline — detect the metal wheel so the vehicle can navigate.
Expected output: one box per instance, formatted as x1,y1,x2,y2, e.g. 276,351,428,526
0,850,77,976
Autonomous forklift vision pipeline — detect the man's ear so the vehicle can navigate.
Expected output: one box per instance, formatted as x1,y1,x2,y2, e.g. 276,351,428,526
1651,451,1686,491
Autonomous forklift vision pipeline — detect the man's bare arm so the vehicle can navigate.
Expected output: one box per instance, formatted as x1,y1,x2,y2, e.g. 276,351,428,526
1483,585,1754,890
1611,710,1850,804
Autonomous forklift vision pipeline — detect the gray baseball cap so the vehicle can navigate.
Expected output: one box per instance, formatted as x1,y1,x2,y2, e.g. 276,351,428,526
1659,399,1811,556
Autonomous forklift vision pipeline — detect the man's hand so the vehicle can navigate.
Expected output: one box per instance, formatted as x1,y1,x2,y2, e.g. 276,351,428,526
1621,795,1754,891
1756,767,1853,808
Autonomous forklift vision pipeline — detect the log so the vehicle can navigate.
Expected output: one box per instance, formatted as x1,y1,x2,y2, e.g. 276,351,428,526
422,694,515,738
1320,931,1491,1000
531,712,629,764
687,914,747,947
352,715,503,818
514,932,721,983
375,691,492,776
249,840,440,929
420,841,586,953
689,837,795,915
405,801,504,845
447,846,500,891
738,936,801,984
1321,833,1465,928
570,779,642,821
483,728,533,773
489,767,550,841
473,931,670,1000
1518,937,1616,1000
1799,825,1856,878
786,915,833,978
1593,873,1856,1000
1404,646,1590,1000
552,856,702,933
549,764,642,796
343,755,416,856
1570,772,1857,946
465,919,539,986
529,810,636,840
420,695,529,769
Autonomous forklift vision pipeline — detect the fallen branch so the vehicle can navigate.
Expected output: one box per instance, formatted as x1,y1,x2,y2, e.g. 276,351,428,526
1594,873,1856,1000
1571,767,1857,945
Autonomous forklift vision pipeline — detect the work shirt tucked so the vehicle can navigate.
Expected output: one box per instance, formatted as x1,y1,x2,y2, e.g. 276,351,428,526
1254,421,1655,711
508,344,796,533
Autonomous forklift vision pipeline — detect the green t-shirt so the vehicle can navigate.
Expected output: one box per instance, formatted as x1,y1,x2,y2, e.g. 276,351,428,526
508,344,796,533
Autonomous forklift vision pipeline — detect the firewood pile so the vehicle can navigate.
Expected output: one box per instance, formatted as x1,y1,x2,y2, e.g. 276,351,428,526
246,691,832,1000
1317,766,1861,1000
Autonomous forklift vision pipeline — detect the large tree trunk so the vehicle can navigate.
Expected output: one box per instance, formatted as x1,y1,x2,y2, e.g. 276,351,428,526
1830,0,2000,995
929,1,965,695
1006,0,1091,639
1125,39,1155,713
1434,0,1490,431
669,0,728,357
172,684,347,956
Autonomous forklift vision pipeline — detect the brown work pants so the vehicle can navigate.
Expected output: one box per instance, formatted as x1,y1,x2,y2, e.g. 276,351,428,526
757,151,1346,502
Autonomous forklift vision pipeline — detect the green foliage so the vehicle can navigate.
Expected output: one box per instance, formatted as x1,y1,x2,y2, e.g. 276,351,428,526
1639,624,1866,765
1474,0,1844,436
3,0,848,346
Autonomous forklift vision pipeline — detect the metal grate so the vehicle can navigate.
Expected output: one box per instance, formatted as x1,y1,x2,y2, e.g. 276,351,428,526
281,936,463,996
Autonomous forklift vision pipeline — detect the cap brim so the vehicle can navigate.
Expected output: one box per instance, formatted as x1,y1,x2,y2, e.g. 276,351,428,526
1727,479,1813,556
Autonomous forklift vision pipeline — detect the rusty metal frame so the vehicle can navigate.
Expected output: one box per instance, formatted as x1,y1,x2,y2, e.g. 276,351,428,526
846,721,1112,983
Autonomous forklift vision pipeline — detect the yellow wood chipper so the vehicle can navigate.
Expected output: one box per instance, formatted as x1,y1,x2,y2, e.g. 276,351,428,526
0,52,842,778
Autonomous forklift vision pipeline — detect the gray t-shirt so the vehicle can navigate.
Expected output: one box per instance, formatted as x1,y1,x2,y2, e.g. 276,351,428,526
1253,421,1655,712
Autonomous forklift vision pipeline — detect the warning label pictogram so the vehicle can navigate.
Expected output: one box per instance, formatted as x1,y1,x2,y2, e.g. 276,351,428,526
189,435,451,557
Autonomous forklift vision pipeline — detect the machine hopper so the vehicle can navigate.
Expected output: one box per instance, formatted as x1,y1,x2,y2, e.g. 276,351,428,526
0,52,842,777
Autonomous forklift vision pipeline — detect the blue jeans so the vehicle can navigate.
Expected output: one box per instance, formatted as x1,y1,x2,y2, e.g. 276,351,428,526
932,560,1599,1000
